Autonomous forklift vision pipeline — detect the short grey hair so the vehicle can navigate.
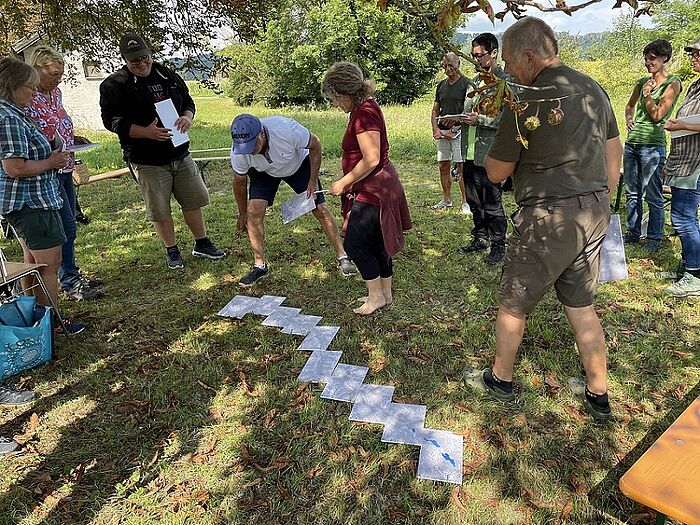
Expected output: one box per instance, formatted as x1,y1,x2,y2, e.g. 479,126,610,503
443,52,460,69
503,17,558,59
0,57,39,102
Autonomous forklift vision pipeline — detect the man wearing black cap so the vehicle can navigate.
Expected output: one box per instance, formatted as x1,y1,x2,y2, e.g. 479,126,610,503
99,33,225,269
230,113,356,286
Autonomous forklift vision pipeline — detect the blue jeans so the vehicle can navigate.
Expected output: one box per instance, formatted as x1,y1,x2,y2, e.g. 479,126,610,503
671,177,700,271
623,144,666,241
57,172,81,290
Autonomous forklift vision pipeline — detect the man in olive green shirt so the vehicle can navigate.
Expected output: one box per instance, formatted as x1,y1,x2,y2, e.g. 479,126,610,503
463,17,624,421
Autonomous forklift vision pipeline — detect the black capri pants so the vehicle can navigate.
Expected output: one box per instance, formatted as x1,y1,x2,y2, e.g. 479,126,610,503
344,200,393,281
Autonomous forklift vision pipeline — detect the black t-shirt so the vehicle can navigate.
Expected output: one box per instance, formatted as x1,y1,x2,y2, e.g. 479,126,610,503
137,70,168,103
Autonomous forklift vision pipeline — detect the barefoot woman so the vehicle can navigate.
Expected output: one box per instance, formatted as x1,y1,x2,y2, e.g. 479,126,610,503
322,62,412,315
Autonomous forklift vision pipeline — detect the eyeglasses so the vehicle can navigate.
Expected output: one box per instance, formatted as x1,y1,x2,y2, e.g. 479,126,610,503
471,52,490,59
128,55,150,65
687,51,700,59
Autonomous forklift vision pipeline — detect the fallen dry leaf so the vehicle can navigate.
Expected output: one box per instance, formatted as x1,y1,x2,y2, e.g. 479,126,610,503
545,372,563,395
450,486,470,514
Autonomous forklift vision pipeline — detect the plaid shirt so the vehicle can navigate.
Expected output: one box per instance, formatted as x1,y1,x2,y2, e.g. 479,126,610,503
0,97,62,214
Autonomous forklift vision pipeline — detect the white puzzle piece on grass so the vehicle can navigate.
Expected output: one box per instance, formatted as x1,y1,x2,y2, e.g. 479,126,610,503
217,295,259,318
280,192,317,224
298,326,340,351
381,403,428,445
250,295,286,315
321,364,369,402
261,306,302,327
297,350,343,383
417,429,463,484
281,315,323,336
599,214,628,283
349,384,395,424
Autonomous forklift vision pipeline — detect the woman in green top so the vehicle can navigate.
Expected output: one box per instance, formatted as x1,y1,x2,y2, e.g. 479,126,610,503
623,39,682,252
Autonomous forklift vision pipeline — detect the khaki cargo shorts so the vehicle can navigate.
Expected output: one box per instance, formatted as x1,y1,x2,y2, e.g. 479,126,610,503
499,191,611,315
130,155,210,222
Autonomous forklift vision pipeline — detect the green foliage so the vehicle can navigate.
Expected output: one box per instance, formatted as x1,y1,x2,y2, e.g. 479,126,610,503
220,0,449,107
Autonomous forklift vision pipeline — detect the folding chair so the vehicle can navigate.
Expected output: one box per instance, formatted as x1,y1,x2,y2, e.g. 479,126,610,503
0,248,68,334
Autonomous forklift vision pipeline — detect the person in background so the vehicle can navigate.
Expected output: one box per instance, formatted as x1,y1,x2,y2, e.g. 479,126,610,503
322,62,412,315
430,52,471,214
26,45,103,301
458,32,509,265
623,39,682,252
100,33,225,270
660,38,700,297
0,58,85,334
230,114,357,286
463,18,623,421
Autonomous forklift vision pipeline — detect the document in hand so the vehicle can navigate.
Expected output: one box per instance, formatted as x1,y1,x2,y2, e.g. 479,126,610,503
280,192,316,224
154,98,189,147
66,143,99,153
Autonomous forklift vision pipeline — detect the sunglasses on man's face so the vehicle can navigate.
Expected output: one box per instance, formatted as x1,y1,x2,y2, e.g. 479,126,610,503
687,51,700,60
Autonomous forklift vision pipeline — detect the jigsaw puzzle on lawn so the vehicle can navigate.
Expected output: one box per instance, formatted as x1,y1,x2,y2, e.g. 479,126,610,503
218,295,463,484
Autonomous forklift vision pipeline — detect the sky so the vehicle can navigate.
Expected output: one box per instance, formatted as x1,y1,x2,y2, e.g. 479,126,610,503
462,0,653,35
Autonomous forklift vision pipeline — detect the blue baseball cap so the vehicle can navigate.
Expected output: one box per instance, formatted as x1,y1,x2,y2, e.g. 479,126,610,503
231,114,262,155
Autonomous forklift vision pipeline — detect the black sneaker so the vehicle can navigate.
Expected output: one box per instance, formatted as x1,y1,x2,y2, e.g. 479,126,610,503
166,248,185,270
81,276,104,288
581,392,612,421
63,280,103,301
0,436,19,457
485,244,506,265
623,232,640,244
53,315,87,336
0,386,35,407
239,265,270,287
75,213,90,224
458,238,489,254
192,238,226,260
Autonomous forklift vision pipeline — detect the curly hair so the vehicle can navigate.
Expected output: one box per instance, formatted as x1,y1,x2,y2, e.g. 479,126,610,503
0,57,39,102
321,61,375,108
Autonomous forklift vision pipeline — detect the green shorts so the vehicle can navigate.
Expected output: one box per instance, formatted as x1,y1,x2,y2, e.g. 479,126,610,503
130,155,210,222
499,192,610,314
5,206,66,250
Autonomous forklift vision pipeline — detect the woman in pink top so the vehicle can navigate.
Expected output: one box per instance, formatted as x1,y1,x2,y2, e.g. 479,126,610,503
322,62,411,315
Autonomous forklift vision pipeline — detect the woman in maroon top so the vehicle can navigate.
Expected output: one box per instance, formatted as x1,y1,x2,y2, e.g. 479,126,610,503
322,62,411,315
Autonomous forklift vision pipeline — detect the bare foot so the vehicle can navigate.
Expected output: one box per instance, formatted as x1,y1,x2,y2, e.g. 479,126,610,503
356,295,393,305
353,296,387,315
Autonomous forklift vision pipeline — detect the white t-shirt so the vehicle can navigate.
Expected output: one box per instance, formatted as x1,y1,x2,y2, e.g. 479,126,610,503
230,116,311,178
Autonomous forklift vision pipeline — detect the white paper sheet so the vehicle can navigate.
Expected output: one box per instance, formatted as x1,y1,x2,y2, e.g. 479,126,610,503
250,295,286,315
280,192,316,224
416,429,463,484
217,295,259,319
298,326,340,351
154,98,189,147
321,364,369,402
381,403,428,445
297,350,342,383
281,314,323,336
261,306,302,328
66,143,99,153
348,384,395,424
670,114,700,138
599,214,628,283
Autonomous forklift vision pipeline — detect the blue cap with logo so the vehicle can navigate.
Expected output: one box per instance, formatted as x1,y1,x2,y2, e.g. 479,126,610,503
231,114,262,155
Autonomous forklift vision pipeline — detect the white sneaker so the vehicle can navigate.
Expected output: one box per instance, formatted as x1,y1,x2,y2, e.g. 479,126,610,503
461,202,472,215
432,200,453,209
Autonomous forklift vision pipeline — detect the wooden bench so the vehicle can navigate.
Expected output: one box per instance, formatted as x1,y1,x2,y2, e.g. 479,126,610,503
619,396,700,525
80,148,230,185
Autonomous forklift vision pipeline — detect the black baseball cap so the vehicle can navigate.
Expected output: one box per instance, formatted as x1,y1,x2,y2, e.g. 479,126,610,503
119,33,149,61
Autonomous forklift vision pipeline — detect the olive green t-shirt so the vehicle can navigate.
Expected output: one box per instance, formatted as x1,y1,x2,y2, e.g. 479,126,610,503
488,64,620,206
626,75,681,146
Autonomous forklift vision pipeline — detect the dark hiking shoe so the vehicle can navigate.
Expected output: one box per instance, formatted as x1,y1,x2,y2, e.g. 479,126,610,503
623,232,640,244
642,239,662,253
166,247,185,270
192,238,226,260
239,265,270,287
485,244,506,265
63,280,103,301
0,386,35,407
458,238,489,254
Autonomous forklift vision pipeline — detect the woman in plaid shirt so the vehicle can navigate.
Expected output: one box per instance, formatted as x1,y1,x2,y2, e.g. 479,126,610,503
0,58,70,310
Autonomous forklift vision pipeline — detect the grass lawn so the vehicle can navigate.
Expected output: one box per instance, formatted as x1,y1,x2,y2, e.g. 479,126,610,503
0,95,698,525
